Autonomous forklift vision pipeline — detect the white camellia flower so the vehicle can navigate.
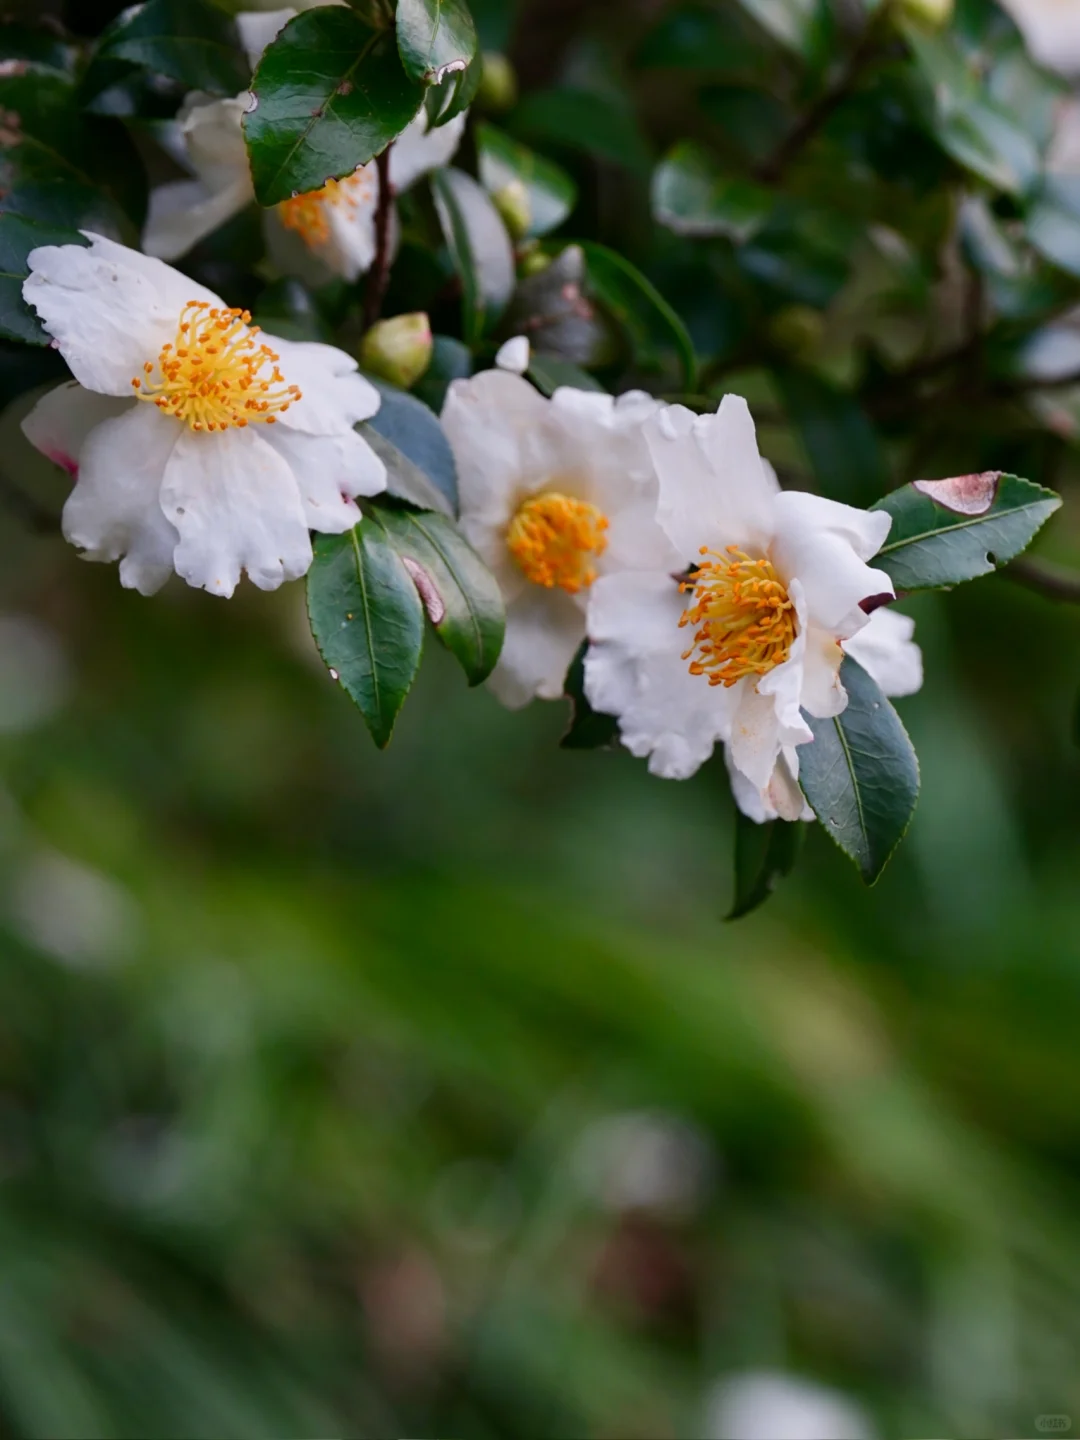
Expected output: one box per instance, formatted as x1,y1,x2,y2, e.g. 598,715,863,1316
442,358,679,708
997,0,1080,76
143,8,466,281
704,1370,876,1440
584,396,905,817
21,234,386,597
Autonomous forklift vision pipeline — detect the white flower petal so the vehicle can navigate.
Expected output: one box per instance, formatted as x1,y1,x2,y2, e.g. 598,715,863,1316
160,427,312,596
236,8,296,69
799,626,848,719
143,176,253,262
269,336,381,435
770,490,893,635
728,581,813,791
178,93,251,192
318,180,380,281
61,403,181,596
390,110,466,192
22,381,132,476
23,233,220,396
843,607,923,698
488,585,583,708
585,570,736,779
495,336,530,373
647,395,776,562
728,748,811,824
262,425,386,532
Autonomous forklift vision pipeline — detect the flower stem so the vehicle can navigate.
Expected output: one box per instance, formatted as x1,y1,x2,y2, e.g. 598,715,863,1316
362,146,395,335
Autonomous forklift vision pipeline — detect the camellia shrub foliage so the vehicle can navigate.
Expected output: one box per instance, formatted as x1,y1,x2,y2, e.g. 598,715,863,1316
0,0,1076,915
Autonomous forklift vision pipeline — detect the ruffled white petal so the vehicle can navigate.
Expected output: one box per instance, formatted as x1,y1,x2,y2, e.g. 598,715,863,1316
770,490,894,636
160,427,312,596
22,381,132,476
489,586,584,708
262,426,386,532
143,176,254,262
269,336,381,435
390,111,466,191
647,395,777,562
23,233,220,396
727,581,813,792
585,570,737,779
728,747,812,823
61,403,181,596
843,607,923,698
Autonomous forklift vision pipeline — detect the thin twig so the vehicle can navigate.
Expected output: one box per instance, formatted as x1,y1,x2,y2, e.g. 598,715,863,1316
362,146,395,334
755,10,891,183
1007,556,1080,605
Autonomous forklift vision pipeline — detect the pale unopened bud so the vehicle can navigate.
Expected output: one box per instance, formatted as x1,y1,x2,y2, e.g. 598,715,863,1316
895,0,954,28
477,52,518,114
359,313,433,390
493,179,531,241
767,305,825,360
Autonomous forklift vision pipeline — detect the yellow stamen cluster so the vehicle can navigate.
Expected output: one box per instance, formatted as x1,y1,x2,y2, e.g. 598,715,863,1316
507,492,609,594
131,301,300,432
680,546,796,687
277,169,375,247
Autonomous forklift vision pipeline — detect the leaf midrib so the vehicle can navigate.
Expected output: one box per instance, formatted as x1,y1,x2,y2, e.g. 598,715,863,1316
831,712,870,865
877,493,1057,556
349,523,382,727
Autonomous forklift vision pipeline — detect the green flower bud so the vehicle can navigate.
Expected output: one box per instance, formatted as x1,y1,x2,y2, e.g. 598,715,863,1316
767,305,825,360
518,247,553,279
477,52,518,114
895,0,954,28
493,179,532,242
359,313,433,391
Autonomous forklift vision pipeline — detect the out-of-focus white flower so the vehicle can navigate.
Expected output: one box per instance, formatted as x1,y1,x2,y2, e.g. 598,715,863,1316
0,617,70,733
584,397,895,816
998,0,1080,76
144,7,466,281
572,1110,716,1220
21,234,385,596
704,1371,875,1440
442,368,677,707
10,848,140,971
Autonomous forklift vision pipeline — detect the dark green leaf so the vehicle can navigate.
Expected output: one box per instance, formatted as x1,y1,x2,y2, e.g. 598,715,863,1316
365,379,458,513
413,335,471,413
513,89,651,171
727,812,804,921
652,141,774,243
0,215,87,345
871,473,1062,592
775,367,887,508
579,240,697,389
360,425,454,518
244,8,424,207
375,504,505,684
307,515,425,748
91,0,248,97
396,0,478,85
562,644,619,751
527,355,606,397
798,656,919,885
431,167,515,345
477,123,577,238
425,47,483,128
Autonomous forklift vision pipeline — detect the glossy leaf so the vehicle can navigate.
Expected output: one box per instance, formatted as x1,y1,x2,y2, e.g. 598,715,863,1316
652,141,773,243
413,335,472,413
872,473,1061,592
365,379,458,513
360,426,454,518
727,813,804,921
396,0,478,85
307,515,425,749
90,0,248,97
562,645,619,751
244,8,424,208
376,505,505,685
0,216,86,344
798,657,919,885
580,241,697,389
424,48,482,128
477,123,577,238
432,168,516,345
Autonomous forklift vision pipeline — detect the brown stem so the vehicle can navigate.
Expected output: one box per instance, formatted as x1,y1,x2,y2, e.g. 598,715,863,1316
362,146,395,334
1007,556,1080,604
755,9,891,183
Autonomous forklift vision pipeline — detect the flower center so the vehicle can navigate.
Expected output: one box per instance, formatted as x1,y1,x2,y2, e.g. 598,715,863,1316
277,169,376,247
131,301,301,433
679,546,796,687
506,492,609,594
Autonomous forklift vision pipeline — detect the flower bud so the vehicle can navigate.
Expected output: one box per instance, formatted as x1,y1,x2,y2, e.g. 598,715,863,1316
767,305,825,360
895,0,954,28
477,52,518,114
359,313,433,390
493,179,532,241
518,247,552,278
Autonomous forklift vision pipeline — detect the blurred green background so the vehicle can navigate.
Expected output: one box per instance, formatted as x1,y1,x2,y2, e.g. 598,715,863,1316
6,0,1080,1437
